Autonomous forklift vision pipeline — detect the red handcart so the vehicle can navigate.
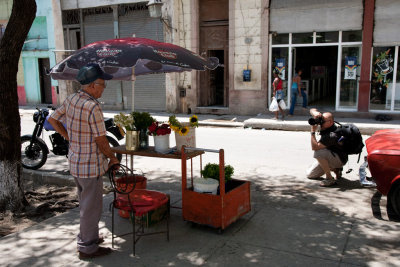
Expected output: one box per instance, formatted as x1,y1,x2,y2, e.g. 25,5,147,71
181,147,251,231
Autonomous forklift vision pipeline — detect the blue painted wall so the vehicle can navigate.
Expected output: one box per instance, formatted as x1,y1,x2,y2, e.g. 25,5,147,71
22,0,57,104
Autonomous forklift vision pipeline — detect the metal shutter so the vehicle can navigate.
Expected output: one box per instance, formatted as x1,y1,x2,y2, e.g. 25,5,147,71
374,0,400,46
119,8,166,111
84,13,122,108
270,0,363,33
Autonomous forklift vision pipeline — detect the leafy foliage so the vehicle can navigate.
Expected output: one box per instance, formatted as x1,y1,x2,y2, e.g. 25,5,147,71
132,112,155,130
201,163,234,182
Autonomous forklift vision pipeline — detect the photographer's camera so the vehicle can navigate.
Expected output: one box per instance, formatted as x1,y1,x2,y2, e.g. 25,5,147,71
308,117,324,125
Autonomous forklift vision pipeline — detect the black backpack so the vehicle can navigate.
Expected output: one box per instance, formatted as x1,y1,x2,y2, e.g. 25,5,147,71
333,122,364,157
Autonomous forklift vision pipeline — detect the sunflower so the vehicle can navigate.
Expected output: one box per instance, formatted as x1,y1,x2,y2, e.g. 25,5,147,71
189,115,198,127
179,126,189,136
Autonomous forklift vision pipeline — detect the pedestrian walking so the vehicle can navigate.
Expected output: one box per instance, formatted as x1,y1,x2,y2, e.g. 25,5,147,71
289,69,307,116
48,63,119,259
272,70,285,120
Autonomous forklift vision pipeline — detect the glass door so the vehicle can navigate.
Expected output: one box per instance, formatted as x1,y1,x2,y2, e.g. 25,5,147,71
338,46,361,109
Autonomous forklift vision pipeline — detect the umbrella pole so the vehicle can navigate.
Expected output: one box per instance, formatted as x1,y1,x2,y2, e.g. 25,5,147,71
131,71,136,111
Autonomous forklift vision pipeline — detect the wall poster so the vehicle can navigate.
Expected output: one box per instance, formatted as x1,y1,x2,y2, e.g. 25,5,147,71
275,58,286,80
344,56,357,80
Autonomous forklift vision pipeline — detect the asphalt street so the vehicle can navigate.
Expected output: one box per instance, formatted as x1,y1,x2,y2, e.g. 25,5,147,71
1,108,399,266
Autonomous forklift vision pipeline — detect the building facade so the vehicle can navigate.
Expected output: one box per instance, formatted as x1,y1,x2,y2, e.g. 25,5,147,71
16,0,400,116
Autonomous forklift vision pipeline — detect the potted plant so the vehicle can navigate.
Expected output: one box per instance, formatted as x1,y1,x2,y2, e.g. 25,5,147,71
194,163,234,195
132,112,155,149
114,112,139,150
168,115,199,151
148,121,171,153
201,163,234,182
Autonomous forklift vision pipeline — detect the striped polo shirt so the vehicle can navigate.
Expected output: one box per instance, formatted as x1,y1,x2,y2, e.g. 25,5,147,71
51,90,108,178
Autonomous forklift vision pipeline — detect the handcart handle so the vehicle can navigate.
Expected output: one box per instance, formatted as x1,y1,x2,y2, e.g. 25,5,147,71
184,147,219,153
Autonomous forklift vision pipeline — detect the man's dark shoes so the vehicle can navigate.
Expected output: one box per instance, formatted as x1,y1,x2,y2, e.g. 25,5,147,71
79,247,113,259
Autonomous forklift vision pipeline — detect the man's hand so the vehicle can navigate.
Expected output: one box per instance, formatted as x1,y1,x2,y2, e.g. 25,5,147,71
310,108,322,118
108,157,120,170
95,135,120,166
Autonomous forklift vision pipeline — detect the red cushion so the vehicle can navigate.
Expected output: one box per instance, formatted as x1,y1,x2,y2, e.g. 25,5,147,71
114,189,169,216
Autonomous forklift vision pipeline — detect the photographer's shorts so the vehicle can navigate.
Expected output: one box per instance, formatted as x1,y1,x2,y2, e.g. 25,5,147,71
306,148,344,179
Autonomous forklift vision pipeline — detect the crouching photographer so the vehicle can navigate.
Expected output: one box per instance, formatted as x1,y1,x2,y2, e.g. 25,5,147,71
306,108,348,187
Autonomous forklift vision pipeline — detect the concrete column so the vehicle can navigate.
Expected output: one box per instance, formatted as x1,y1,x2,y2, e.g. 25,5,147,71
358,0,375,112
51,0,68,104
112,5,119,38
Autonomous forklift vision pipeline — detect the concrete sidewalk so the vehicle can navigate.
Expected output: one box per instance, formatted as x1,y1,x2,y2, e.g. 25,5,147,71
2,107,399,266
2,168,400,266
19,106,400,135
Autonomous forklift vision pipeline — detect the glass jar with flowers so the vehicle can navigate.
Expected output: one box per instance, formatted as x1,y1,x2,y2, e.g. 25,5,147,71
114,112,139,151
132,112,155,149
168,115,199,151
148,121,171,153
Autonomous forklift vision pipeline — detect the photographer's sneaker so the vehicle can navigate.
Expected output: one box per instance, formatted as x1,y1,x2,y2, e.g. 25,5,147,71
320,178,337,187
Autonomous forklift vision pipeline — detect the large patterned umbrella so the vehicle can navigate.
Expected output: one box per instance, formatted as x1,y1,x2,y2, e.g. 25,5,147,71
49,37,220,81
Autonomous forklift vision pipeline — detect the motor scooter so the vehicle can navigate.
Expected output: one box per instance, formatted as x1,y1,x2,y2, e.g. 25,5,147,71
21,107,123,170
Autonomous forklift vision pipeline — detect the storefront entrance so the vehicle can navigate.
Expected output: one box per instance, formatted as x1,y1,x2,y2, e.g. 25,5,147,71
270,31,362,112
293,46,337,108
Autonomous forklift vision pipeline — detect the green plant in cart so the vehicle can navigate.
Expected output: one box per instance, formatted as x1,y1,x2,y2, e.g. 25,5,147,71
201,163,234,182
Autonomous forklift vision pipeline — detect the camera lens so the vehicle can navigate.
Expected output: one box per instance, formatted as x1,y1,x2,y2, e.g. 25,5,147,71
308,118,317,125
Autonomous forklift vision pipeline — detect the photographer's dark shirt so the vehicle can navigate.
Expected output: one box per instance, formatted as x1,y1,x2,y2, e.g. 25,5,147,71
319,125,348,164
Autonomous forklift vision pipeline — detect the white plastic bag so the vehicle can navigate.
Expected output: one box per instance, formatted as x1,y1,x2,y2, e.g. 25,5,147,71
279,99,286,109
269,97,279,112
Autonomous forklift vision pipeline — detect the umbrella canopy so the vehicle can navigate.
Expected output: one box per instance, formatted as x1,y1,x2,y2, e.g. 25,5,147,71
49,37,220,81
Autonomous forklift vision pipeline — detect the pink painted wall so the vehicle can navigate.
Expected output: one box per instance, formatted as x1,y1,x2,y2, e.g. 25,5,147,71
52,86,57,105
18,86,26,106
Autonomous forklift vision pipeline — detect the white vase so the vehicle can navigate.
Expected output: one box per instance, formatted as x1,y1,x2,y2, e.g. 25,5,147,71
153,134,170,153
175,126,196,152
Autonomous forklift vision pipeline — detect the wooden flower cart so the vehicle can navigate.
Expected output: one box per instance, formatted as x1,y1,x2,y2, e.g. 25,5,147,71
181,147,251,231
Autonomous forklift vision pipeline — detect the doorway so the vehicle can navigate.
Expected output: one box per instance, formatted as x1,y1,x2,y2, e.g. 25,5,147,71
293,46,338,109
198,0,229,108
38,58,52,104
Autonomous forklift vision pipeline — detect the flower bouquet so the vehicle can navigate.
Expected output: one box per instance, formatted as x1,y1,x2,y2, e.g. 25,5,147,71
168,115,198,136
114,112,135,131
114,112,138,150
168,115,198,151
148,121,171,153
131,112,155,149
148,121,171,136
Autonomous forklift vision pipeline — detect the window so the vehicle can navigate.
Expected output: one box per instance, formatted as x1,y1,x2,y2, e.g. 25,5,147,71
342,31,362,42
292,32,313,44
370,47,395,110
272,33,288,45
316,32,338,43
395,49,400,110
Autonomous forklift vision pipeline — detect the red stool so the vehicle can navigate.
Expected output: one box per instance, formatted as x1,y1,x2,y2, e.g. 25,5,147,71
109,164,169,255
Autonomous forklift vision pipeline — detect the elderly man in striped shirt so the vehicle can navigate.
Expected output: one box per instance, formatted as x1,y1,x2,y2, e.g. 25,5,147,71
48,63,119,259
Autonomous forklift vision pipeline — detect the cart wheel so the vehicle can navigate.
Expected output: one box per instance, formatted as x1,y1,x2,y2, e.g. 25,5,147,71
191,222,197,228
